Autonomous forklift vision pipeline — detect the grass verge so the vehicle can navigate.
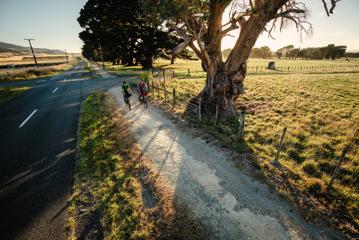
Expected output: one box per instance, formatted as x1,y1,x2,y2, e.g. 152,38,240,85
69,92,208,240
0,87,30,106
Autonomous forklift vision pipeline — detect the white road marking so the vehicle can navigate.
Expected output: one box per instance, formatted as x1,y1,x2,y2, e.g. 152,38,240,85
19,109,38,128
52,87,58,94
37,80,46,83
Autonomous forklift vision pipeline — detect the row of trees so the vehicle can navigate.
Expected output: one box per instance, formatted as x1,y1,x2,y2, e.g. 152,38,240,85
276,44,347,60
225,44,347,60
79,0,341,117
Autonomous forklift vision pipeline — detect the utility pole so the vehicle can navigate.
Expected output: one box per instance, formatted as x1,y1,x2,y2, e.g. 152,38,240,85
64,49,69,63
98,40,105,70
24,38,38,68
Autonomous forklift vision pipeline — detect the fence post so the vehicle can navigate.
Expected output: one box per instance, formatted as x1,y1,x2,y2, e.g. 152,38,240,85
151,77,154,95
328,128,358,188
187,68,190,76
256,66,258,72
163,69,167,101
198,97,202,120
238,110,245,141
172,89,176,106
156,77,159,96
273,127,287,162
214,103,219,126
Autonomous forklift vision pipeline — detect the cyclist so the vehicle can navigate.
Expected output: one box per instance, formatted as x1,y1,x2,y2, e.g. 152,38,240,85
121,81,132,104
137,80,148,102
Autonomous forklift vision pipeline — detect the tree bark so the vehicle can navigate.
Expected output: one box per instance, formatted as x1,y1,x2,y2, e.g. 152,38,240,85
170,55,176,64
198,15,268,118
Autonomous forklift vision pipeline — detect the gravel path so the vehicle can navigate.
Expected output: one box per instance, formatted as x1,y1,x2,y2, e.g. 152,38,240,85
109,86,344,240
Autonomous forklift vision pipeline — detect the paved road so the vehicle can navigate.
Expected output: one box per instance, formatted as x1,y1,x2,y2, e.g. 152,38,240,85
0,62,122,240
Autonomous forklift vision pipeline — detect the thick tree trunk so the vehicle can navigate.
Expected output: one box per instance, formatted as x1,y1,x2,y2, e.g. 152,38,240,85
198,15,268,118
170,55,176,64
140,58,153,69
198,62,246,117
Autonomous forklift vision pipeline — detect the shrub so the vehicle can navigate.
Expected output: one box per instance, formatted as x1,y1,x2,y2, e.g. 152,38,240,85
306,178,324,196
288,149,304,163
302,160,322,178
140,71,153,83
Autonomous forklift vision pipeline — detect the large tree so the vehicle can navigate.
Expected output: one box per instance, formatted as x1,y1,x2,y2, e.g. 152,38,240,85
158,0,341,117
78,0,177,69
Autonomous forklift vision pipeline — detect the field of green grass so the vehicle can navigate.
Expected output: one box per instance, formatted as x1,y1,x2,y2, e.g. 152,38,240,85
0,87,30,106
107,58,359,235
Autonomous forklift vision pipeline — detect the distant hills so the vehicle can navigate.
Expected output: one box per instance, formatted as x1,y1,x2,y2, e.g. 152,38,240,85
0,41,65,55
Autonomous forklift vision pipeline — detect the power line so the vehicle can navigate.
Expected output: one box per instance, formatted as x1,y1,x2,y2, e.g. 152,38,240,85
24,38,38,68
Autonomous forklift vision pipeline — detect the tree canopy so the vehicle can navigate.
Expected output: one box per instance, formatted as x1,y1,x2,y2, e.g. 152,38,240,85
78,0,179,68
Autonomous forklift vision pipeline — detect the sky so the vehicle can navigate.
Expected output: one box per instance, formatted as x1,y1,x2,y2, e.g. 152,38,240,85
0,0,359,53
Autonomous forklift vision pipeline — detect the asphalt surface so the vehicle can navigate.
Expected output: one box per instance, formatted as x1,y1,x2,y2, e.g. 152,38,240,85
0,62,122,240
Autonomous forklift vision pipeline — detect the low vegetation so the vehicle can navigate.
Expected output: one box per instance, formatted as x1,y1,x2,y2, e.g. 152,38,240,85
0,63,71,82
107,58,359,237
0,87,30,106
69,92,207,239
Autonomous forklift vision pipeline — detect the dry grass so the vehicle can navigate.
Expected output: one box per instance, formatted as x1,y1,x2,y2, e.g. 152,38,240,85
0,63,71,82
0,54,74,65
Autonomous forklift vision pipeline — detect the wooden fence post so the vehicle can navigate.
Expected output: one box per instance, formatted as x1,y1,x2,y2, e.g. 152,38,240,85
151,78,154,95
328,128,358,188
238,110,245,141
163,69,167,101
187,68,190,76
273,127,287,162
214,103,219,126
156,77,159,96
198,97,202,120
172,89,176,106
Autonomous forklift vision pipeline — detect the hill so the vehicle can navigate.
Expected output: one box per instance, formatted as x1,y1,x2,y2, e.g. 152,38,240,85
0,41,64,55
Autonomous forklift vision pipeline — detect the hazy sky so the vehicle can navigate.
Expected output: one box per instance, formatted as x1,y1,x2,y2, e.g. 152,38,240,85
1,0,358,53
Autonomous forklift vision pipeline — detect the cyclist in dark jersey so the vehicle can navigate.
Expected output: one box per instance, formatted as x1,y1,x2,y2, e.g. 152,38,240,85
121,81,132,103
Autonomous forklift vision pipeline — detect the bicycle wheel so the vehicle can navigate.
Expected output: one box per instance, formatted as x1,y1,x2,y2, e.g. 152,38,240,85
144,97,148,109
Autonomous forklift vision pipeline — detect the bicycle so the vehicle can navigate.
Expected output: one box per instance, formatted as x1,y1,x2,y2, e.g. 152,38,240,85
123,91,132,110
139,91,148,109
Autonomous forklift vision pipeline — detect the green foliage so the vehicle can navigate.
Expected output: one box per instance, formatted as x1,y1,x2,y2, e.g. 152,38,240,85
78,0,179,68
140,71,153,83
251,46,272,59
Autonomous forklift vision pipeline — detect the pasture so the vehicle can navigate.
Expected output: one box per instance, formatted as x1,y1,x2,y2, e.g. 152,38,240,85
107,58,359,232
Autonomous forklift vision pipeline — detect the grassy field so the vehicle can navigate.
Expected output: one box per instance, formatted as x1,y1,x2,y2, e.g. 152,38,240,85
0,63,72,82
0,54,75,66
105,58,359,75
108,58,359,236
69,92,207,239
0,87,30,106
